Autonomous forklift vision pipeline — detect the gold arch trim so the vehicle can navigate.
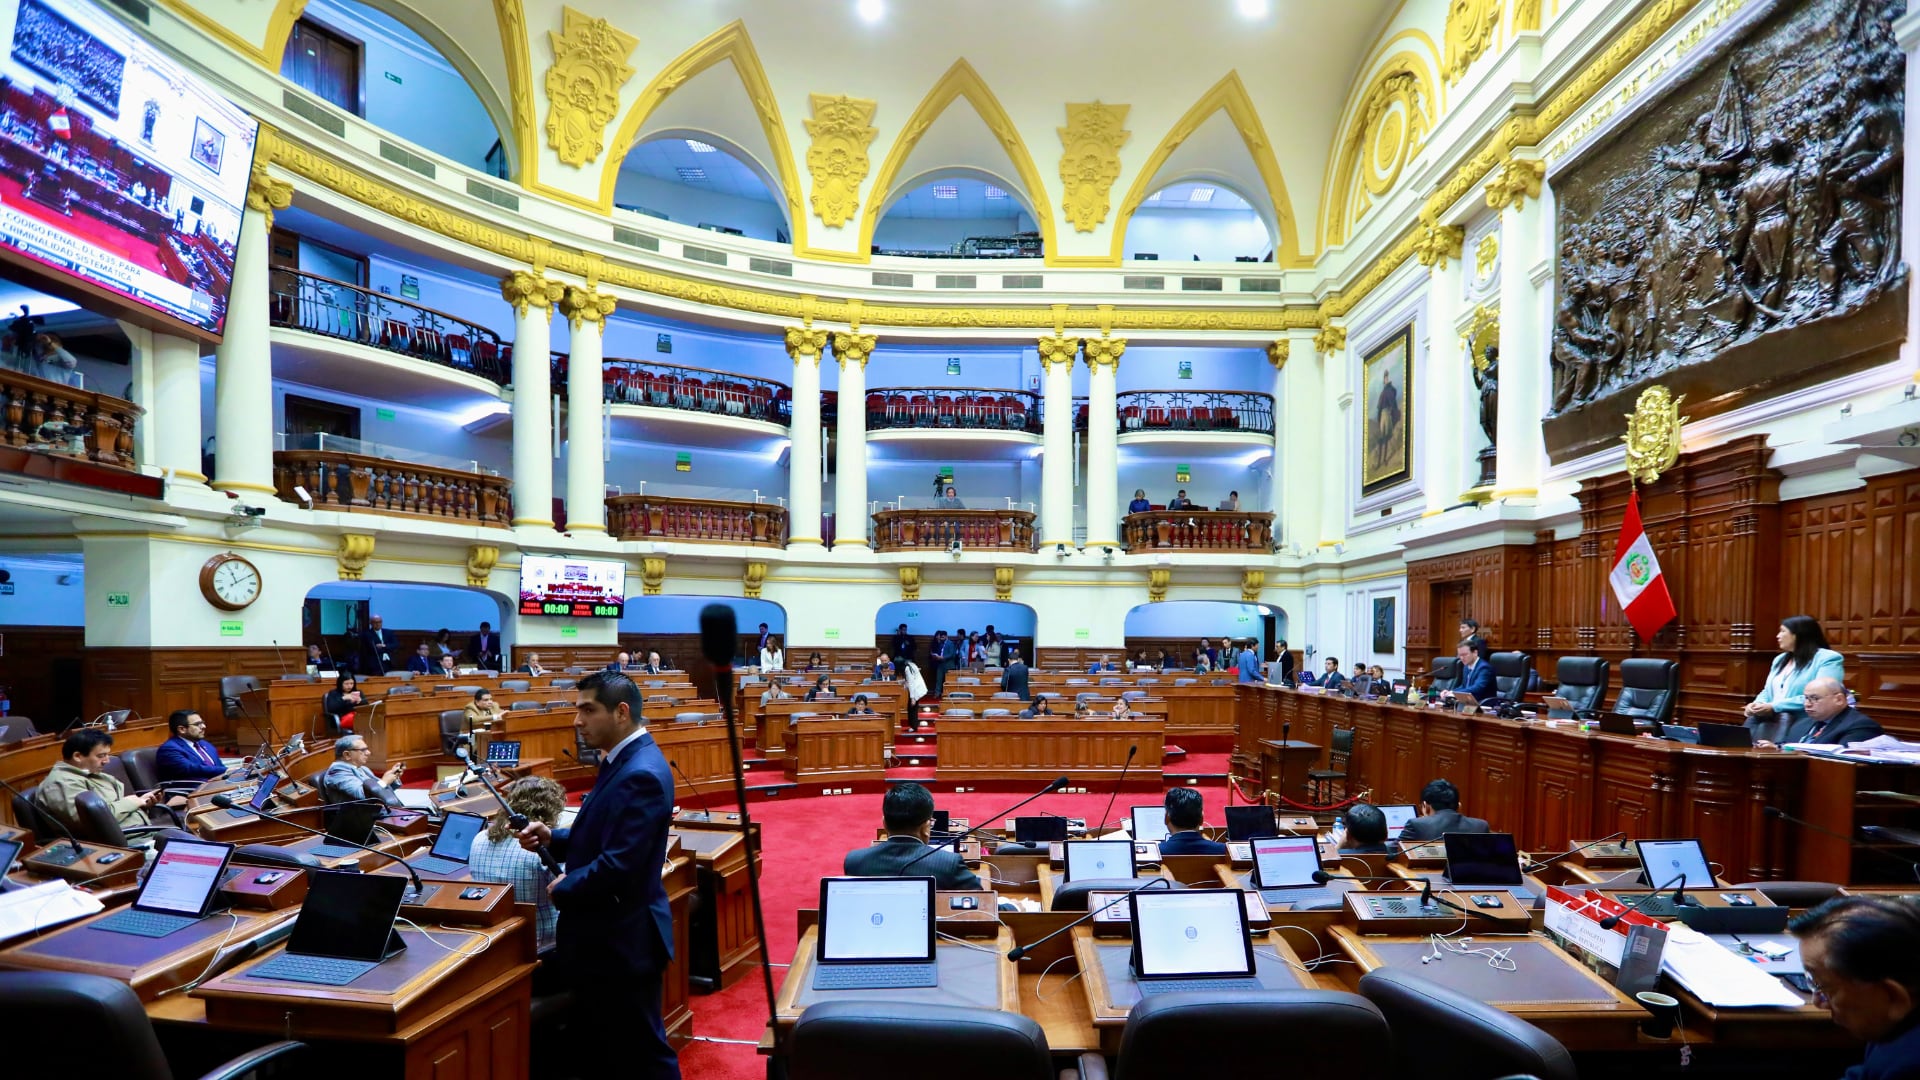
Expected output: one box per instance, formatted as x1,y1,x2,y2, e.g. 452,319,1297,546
594,21,810,253
1103,72,1304,268
494,0,538,184
854,60,1058,267
1321,50,1436,249
152,0,306,69
1316,26,1443,251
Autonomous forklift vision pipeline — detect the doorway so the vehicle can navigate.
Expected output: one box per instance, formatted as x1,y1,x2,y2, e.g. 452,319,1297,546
1432,581,1473,655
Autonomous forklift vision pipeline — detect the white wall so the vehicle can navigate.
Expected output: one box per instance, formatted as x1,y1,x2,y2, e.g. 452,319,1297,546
1117,346,1269,393
0,558,85,627
867,459,1034,509
271,382,510,472
1115,455,1271,512
619,595,785,635
604,441,786,497
1122,600,1281,642
1122,209,1274,263
308,580,505,632
611,174,790,242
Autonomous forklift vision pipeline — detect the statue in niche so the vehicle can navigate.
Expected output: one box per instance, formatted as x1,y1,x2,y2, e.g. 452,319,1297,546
1473,343,1498,445
1547,0,1907,431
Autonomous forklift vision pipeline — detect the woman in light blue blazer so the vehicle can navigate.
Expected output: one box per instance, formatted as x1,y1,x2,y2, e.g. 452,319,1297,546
1743,615,1844,742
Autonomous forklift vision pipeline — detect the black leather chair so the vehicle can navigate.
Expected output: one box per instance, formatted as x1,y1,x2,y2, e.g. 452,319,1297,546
1489,651,1534,701
1051,878,1170,912
1428,656,1461,693
789,1001,1056,1080
1613,658,1679,723
1551,657,1610,715
1359,967,1576,1080
0,970,304,1079
120,747,160,791
440,709,468,756
1732,881,1843,908
219,675,263,735
1306,728,1354,803
1102,989,1391,1080
11,783,62,842
72,790,192,847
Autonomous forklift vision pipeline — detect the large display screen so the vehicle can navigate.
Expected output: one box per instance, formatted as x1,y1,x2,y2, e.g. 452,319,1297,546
519,555,626,618
0,0,258,336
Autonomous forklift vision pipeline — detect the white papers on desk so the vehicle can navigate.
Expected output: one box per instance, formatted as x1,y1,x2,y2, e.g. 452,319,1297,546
1659,924,1803,1007
0,880,104,944
395,788,438,809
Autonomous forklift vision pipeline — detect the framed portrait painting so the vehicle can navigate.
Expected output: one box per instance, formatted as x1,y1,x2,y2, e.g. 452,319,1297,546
1360,326,1413,496
191,117,224,173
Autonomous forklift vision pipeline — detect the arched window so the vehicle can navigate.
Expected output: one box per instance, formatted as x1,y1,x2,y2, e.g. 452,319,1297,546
872,174,1039,258
613,134,791,243
1122,182,1274,263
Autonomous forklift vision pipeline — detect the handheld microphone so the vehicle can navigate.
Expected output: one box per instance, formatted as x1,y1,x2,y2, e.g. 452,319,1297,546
1599,872,1688,928
669,758,714,821
454,747,563,876
1765,806,1920,877
0,773,89,860
896,775,1071,873
1096,745,1139,835
1523,831,1629,873
210,793,424,899
1006,877,1173,962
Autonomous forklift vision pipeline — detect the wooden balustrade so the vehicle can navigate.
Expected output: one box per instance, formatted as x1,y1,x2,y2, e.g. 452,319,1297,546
0,367,143,470
271,450,513,526
871,508,1037,552
606,494,789,547
1122,510,1273,553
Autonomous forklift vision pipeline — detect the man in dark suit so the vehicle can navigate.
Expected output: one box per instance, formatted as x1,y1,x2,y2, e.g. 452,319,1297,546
518,671,678,1079
929,630,956,697
360,614,398,674
155,710,227,785
1398,778,1490,843
1338,802,1396,855
1318,657,1348,692
890,623,915,670
1157,787,1227,856
843,782,981,890
1761,677,1884,749
466,621,501,670
1000,650,1031,701
1789,895,1920,1077
1455,639,1498,702
405,642,434,674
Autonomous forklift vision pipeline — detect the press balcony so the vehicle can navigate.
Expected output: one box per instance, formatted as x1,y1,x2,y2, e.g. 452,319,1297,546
871,504,1039,552
271,433,513,527
866,387,1039,433
1116,390,1274,437
0,366,157,497
269,269,511,385
595,359,792,426
1121,509,1275,554
606,488,790,547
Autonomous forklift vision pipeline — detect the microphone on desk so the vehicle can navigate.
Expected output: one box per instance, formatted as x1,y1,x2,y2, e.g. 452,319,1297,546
453,746,563,877
209,793,425,900
670,758,715,821
1312,870,1508,923
1523,831,1628,873
1764,806,1920,877
1599,872,1690,929
0,773,89,861
1006,877,1174,962
896,776,1072,873
1096,745,1139,835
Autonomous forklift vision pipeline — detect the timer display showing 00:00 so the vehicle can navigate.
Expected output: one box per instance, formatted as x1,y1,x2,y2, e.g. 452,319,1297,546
526,601,625,617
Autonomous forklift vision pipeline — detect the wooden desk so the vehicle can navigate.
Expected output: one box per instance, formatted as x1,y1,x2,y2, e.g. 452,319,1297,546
661,841,698,1045
935,717,1166,783
1257,739,1322,803
772,926,1018,1034
1071,925,1315,1054
787,716,889,783
0,721,167,826
0,905,298,1001
674,812,763,991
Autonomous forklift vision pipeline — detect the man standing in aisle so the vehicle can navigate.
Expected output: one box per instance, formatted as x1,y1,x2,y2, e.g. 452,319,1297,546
1234,639,1261,683
518,671,678,1079
360,613,398,674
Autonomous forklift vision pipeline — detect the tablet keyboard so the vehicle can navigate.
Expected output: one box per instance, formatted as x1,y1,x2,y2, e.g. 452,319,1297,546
1258,887,1341,909
248,953,381,986
1139,976,1262,996
94,910,201,938
411,856,465,875
309,843,361,858
811,962,938,990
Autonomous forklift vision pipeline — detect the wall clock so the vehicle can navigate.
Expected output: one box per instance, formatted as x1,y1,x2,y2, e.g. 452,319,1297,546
199,552,261,611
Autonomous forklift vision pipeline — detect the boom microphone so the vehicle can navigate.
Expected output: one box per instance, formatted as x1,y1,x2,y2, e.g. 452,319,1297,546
670,758,714,821
211,793,424,900
1097,745,1138,835
1523,832,1628,873
896,775,1071,873
700,605,738,669
1600,872,1688,929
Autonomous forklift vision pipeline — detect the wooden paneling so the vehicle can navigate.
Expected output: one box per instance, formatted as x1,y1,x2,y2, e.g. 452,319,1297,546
787,717,888,784
81,646,286,743
934,718,1165,783
0,625,81,731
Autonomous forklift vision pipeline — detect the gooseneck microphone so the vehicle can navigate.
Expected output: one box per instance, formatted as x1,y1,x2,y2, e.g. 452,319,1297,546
670,758,715,821
1097,745,1139,835
0,773,89,861
1523,831,1628,874
210,794,424,900
1599,872,1688,929
1006,877,1172,962
896,775,1071,873
700,603,780,1051
455,746,562,876
1765,805,1920,879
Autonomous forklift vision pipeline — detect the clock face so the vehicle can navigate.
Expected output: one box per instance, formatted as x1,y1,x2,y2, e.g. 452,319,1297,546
208,556,260,609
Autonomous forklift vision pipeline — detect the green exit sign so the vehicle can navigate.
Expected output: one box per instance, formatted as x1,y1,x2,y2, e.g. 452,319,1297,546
824,628,840,639
219,620,244,637
106,592,130,607
1073,628,1090,641
376,407,397,421
560,626,578,639
384,71,403,84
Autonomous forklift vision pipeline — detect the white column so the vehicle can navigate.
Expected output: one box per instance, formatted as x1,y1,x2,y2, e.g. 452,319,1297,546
1279,329,1321,550
785,327,829,548
1489,161,1548,501
211,168,289,496
1421,233,1466,513
1083,334,1125,547
560,286,614,532
833,331,876,549
1316,326,1349,547
503,272,563,529
1266,341,1286,525
1038,335,1079,547
151,332,205,485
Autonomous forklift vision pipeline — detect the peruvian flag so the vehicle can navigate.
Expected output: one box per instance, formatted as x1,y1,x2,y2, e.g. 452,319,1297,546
47,108,71,140
1608,490,1677,640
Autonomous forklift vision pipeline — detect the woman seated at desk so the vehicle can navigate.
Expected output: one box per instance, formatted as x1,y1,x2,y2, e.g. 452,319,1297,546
323,672,365,734
803,675,835,702
1744,615,1844,743
845,694,877,717
1110,697,1133,720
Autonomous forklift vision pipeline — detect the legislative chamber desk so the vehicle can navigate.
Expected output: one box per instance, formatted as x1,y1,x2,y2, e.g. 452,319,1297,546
1071,925,1316,1053
0,719,168,826
772,926,1019,1034
672,811,764,990
935,716,1165,784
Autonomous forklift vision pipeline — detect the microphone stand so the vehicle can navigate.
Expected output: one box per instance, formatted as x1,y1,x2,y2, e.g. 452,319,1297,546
211,794,424,900
1096,745,1138,836
1313,871,1509,923
0,773,90,863
1522,832,1628,874
1006,877,1173,961
669,758,716,821
454,747,562,876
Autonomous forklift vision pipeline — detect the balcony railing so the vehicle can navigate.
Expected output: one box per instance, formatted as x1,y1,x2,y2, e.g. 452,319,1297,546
872,508,1038,552
866,387,1039,433
606,493,789,547
1117,390,1274,436
272,434,512,526
0,365,142,470
269,269,511,385
1122,510,1275,553
581,359,792,427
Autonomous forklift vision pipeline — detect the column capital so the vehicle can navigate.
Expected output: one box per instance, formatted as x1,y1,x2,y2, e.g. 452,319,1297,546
1484,158,1546,211
785,326,830,362
1265,340,1290,370
832,331,877,369
1084,334,1126,372
1413,215,1466,269
558,285,617,330
1313,324,1347,356
502,271,567,319
246,165,293,232
1037,334,1080,372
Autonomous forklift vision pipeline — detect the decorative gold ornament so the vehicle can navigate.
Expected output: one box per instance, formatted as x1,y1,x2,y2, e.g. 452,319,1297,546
1083,334,1126,372
1462,304,1500,367
641,556,666,595
1314,324,1348,355
542,6,638,167
245,165,293,231
559,285,617,329
898,565,921,601
993,566,1014,602
1057,102,1131,233
1240,569,1265,603
743,561,767,599
833,331,877,369
785,326,830,363
1147,568,1171,603
1512,0,1543,32
1327,58,1432,246
1474,233,1500,281
493,0,537,177
1412,213,1465,269
1266,340,1290,370
1037,335,1081,371
1622,386,1687,487
1484,158,1546,211
501,271,566,318
803,93,878,229
337,534,375,581
465,545,500,589
1444,0,1504,84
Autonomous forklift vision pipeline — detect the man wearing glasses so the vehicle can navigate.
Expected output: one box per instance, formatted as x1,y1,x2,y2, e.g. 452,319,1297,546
1790,895,1920,1078
320,735,406,809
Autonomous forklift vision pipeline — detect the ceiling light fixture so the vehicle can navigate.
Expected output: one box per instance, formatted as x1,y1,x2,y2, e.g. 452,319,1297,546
676,167,708,182
856,0,884,23
684,139,717,153
1189,187,1216,203
932,184,959,199
1236,0,1270,17
983,185,1008,199
1145,191,1162,202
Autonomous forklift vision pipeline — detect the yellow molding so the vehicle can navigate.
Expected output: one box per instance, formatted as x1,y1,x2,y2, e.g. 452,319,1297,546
211,481,280,495
510,517,556,527
494,0,540,189
566,523,607,532
1320,49,1438,250
151,0,304,69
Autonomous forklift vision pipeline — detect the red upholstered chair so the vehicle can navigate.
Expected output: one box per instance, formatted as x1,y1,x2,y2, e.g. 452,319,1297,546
1145,405,1168,428
909,395,934,426
1121,405,1143,430
1169,406,1191,428
1213,405,1238,428
886,394,909,426
445,333,472,367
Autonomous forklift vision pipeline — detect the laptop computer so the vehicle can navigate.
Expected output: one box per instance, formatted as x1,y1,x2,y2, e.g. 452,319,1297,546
93,838,235,938
312,801,382,859
484,740,522,770
1063,839,1137,882
811,876,937,990
221,773,280,820
408,811,487,875
1697,722,1754,748
247,868,408,986
1249,835,1341,909
1129,805,1170,844
1377,804,1418,834
1442,832,1535,902
1224,805,1279,841
1597,712,1643,736
1129,887,1262,996
1013,816,1069,844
